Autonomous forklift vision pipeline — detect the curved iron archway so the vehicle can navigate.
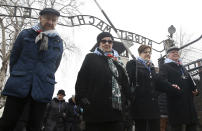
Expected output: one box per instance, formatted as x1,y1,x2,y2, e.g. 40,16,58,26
1,4,202,75
0,4,165,52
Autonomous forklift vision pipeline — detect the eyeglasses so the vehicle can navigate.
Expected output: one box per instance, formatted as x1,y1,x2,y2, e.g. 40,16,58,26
42,15,58,23
143,51,152,54
100,40,113,44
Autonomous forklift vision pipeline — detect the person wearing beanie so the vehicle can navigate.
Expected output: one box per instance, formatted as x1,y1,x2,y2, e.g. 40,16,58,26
159,46,199,131
0,8,63,131
42,89,67,131
75,32,131,131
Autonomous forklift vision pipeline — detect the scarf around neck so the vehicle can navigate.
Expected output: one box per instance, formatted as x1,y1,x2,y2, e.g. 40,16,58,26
94,47,122,111
164,58,182,65
94,47,119,58
137,57,152,65
32,23,59,51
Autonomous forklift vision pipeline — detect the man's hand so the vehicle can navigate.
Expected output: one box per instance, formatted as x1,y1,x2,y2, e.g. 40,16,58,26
171,84,181,90
192,89,199,96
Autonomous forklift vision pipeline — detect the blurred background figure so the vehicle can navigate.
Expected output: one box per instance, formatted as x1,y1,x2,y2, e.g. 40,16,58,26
42,89,67,131
65,95,83,131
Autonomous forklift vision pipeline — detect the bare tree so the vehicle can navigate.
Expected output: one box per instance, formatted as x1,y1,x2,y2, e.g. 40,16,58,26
174,28,193,63
175,28,193,47
0,0,80,108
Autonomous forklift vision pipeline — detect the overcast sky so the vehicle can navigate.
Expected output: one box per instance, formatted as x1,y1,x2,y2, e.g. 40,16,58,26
54,0,202,99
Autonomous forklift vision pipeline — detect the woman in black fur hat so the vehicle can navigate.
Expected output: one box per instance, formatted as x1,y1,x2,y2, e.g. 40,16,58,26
75,32,131,131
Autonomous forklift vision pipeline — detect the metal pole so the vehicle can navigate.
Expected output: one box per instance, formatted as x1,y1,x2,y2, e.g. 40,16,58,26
93,0,136,60
179,35,202,50
158,34,202,63
94,0,138,116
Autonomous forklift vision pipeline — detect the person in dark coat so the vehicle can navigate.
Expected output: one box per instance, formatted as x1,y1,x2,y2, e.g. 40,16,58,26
126,45,180,131
75,32,131,131
43,89,67,131
65,96,83,131
159,46,199,131
0,8,63,131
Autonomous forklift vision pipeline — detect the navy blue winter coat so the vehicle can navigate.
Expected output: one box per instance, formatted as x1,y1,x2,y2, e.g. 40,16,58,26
2,28,63,103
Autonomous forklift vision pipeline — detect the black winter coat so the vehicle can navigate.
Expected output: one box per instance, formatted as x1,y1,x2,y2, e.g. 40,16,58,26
65,99,82,131
43,98,67,131
66,98,82,123
158,93,168,116
126,60,161,119
75,53,130,122
159,62,198,125
126,60,179,120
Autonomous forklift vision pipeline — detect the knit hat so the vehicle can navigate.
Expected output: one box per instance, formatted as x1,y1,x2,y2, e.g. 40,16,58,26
57,89,66,96
166,46,179,54
39,8,60,16
97,32,114,45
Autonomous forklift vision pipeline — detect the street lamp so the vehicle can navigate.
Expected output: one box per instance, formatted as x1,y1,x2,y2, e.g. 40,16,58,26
164,25,176,52
168,25,176,38
158,25,176,66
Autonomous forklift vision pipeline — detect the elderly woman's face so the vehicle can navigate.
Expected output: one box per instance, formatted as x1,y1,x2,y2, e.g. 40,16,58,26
167,50,180,62
99,37,113,52
139,48,151,61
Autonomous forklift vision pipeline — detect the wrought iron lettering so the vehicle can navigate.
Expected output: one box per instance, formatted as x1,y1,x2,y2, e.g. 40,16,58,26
0,5,165,52
68,16,75,26
77,15,85,25
96,20,105,30
103,25,112,32
89,16,95,25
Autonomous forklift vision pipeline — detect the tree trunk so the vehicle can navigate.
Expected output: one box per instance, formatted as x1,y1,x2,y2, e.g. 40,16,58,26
0,60,8,90
0,60,8,109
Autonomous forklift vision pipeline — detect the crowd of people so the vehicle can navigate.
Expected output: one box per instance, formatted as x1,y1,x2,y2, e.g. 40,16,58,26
0,7,200,131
